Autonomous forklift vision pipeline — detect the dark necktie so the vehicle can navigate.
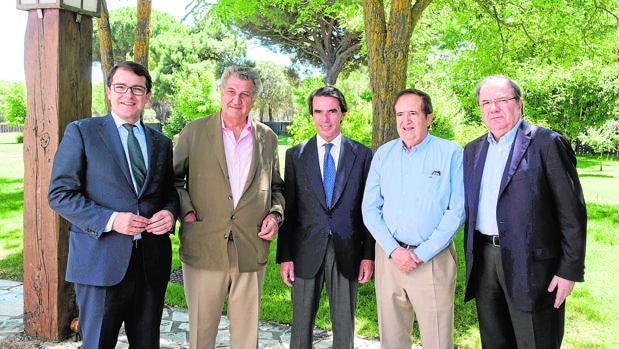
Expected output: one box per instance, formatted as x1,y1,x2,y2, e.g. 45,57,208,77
323,143,336,208
123,123,146,192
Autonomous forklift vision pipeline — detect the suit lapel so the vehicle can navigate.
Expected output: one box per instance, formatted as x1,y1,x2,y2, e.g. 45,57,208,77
331,137,355,208
302,137,329,210
100,115,135,191
470,137,489,227
499,120,534,197
207,111,231,182
242,121,261,196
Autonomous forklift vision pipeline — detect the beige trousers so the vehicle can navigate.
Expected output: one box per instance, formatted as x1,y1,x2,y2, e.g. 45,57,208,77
182,239,266,349
375,242,456,349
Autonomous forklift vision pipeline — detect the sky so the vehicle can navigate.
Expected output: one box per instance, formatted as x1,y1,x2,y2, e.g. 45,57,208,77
0,0,289,82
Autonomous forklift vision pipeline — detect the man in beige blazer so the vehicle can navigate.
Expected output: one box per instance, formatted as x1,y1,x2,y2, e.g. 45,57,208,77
173,65,285,348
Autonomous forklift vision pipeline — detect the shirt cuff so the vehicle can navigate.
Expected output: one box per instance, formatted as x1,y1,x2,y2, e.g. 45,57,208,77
105,212,118,232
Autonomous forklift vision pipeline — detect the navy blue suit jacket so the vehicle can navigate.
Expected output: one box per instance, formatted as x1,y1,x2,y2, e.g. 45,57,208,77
276,136,375,280
48,115,179,288
463,120,586,311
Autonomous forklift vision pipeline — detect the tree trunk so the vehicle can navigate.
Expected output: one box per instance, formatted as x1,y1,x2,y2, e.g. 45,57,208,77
96,0,113,113
134,0,152,67
363,0,432,150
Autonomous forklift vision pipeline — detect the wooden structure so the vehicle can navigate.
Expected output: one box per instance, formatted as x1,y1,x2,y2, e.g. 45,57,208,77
19,3,98,339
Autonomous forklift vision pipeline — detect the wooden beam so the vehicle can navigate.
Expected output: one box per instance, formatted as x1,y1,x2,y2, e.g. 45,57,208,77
22,8,92,340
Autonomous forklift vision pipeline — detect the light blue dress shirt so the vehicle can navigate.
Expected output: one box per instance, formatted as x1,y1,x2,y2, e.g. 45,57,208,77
362,134,465,262
475,118,523,235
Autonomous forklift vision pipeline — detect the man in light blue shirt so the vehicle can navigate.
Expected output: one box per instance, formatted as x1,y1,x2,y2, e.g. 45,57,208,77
362,88,465,349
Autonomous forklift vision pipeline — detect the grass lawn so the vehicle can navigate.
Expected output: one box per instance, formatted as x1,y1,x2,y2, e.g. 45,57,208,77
1,131,618,347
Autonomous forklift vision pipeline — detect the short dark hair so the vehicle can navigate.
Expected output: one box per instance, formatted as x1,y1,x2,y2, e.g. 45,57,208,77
393,88,433,116
475,75,522,104
307,86,348,115
220,65,261,96
107,61,152,92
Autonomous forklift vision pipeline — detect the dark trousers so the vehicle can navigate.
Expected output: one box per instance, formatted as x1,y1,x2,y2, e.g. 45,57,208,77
290,238,358,349
75,242,167,349
474,241,565,349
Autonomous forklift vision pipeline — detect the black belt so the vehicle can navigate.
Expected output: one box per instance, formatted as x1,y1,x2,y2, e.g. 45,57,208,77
476,231,500,247
397,240,417,250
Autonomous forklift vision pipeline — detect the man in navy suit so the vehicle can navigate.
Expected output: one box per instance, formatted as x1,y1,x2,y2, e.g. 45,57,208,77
276,86,375,348
463,75,587,348
48,61,178,349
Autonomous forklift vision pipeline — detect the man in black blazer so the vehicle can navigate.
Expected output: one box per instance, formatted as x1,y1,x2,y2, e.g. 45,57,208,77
276,86,375,348
48,61,178,349
463,75,587,348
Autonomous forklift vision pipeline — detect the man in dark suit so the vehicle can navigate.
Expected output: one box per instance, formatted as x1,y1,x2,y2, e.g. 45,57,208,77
276,86,375,348
463,75,587,348
48,61,178,349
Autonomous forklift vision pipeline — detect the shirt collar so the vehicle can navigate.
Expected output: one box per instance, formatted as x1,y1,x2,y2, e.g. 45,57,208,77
400,133,432,152
221,115,253,132
486,118,523,145
111,112,144,133
316,133,342,149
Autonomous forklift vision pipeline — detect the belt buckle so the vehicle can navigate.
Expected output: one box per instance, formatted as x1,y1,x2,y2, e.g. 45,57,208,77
491,235,500,247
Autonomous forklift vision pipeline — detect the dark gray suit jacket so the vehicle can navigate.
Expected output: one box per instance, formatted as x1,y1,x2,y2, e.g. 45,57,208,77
276,136,375,280
463,120,586,311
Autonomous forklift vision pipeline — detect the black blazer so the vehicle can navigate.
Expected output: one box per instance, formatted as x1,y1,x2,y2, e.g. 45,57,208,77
276,136,375,280
463,120,586,311
48,115,179,288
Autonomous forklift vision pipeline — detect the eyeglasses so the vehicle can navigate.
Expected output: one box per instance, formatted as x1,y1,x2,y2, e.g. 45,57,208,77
111,84,148,96
479,97,517,110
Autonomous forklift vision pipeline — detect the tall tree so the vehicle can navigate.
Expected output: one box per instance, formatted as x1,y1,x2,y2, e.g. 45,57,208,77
192,0,365,85
134,0,152,67
363,0,432,149
96,0,113,112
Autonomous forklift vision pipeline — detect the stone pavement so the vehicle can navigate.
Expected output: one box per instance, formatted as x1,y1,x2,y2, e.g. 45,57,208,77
0,280,381,348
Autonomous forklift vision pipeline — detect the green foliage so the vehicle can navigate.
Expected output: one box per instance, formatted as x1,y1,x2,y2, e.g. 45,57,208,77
579,119,619,170
92,82,107,116
253,62,295,122
1,83,26,127
162,62,219,138
197,0,364,83
523,63,619,142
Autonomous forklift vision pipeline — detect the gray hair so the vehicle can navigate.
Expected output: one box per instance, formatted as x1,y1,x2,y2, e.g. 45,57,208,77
219,66,261,96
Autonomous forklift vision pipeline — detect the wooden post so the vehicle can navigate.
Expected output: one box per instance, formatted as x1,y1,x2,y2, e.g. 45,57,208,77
22,8,93,340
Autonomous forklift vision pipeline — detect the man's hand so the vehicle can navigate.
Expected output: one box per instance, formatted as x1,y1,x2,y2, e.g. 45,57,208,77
182,211,196,222
280,261,295,287
548,275,575,308
112,212,149,236
258,213,279,241
390,247,421,273
358,259,374,284
146,210,174,235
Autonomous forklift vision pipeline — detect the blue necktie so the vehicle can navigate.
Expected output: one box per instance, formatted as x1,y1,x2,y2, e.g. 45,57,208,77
323,143,336,208
123,123,146,192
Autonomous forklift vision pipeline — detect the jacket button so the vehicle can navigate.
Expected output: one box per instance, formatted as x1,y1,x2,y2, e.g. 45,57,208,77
231,215,235,220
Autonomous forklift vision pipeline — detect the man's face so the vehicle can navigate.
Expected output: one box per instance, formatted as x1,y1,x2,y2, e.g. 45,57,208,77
220,75,255,121
395,93,432,149
478,78,522,140
105,68,151,124
312,96,345,142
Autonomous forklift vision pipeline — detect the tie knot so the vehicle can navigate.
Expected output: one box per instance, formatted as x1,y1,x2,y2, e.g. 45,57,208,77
123,123,136,133
325,143,333,152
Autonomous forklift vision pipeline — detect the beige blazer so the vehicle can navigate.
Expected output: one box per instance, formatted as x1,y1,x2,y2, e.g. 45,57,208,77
174,111,284,272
